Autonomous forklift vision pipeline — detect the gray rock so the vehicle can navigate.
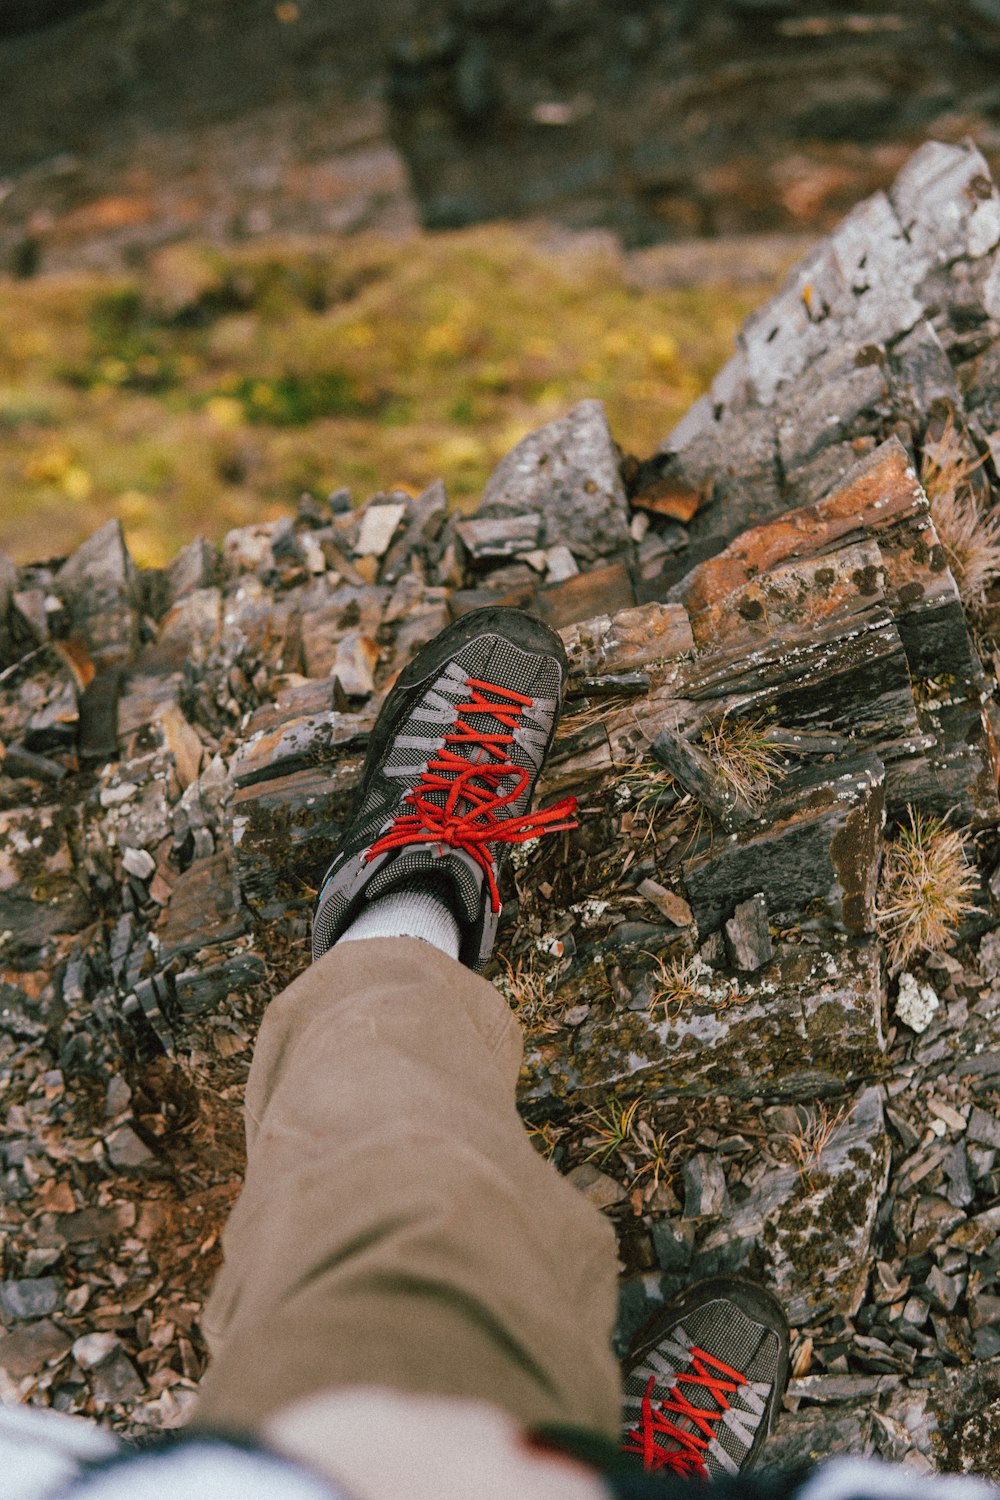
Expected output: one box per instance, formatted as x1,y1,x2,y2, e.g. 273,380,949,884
105,1123,155,1170
72,1331,121,1369
56,519,142,669
520,937,885,1107
967,1107,1000,1151
763,1404,874,1468
121,847,155,881
90,1346,144,1404
0,1277,62,1322
478,399,631,563
925,1264,963,1313
890,320,962,422
164,536,216,606
710,1086,889,1323
354,501,408,559
650,1219,694,1271
941,1144,975,1210
565,1162,626,1208
724,893,773,972
681,1153,729,1218
0,1319,72,1378
455,513,542,561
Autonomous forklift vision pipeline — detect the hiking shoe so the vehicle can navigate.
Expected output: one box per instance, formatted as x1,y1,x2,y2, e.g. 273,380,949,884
621,1276,789,1479
312,606,577,972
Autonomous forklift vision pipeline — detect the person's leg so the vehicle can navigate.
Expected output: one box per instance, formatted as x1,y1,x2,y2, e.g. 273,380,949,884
194,934,622,1437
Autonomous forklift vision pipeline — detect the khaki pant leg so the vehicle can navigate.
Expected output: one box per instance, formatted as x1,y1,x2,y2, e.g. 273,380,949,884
194,937,621,1437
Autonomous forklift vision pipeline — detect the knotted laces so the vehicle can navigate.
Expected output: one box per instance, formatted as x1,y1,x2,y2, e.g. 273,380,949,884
365,676,577,910
622,1348,749,1478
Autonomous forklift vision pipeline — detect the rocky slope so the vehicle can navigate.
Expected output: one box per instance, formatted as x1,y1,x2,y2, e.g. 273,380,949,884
4,138,1000,1468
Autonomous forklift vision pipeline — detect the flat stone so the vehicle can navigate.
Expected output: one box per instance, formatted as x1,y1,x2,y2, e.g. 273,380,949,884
230,707,373,789
163,535,216,605
681,1153,729,1218
636,879,693,929
232,761,363,919
332,630,379,696
456,513,543,561
156,853,246,962
925,1265,963,1313
520,938,884,1107
146,587,222,670
354,501,407,558
173,945,267,1015
121,846,155,880
724,894,773,972
680,753,886,939
478,399,631,563
0,1318,72,1377
56,518,142,669
560,602,693,679
72,1331,121,1370
0,804,90,959
91,1345,144,1404
105,1123,155,1170
968,1108,1000,1150
0,1277,61,1322
703,1087,889,1323
156,702,203,790
895,972,940,1034
544,545,579,583
56,1201,136,1243
565,1162,626,1208
650,1220,694,1271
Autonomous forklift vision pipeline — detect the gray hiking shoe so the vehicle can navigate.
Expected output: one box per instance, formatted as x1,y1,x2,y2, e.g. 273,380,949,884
312,606,577,971
621,1277,789,1479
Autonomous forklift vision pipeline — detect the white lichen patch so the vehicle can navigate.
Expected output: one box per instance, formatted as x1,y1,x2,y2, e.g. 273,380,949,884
570,897,610,926
894,971,940,1033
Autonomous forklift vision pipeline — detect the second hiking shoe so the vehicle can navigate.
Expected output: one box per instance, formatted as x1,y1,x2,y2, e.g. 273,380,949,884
621,1276,789,1479
312,607,577,972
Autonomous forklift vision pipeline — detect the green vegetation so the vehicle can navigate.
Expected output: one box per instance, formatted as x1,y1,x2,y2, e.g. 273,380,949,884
0,227,770,566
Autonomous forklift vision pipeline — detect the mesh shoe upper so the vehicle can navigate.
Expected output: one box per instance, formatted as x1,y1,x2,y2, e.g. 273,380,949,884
621,1280,788,1480
312,610,575,971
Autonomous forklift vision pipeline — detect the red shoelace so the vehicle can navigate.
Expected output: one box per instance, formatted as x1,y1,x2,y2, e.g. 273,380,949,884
622,1348,748,1479
364,676,578,911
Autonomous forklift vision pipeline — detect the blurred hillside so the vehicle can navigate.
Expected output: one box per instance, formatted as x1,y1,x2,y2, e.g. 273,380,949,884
4,1,1000,271
0,228,772,565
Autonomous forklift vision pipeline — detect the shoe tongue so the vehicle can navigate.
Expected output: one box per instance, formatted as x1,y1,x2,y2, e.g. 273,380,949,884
366,846,486,927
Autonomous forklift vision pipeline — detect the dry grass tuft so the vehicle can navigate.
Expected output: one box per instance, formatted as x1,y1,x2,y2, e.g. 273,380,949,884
921,417,1000,610
494,952,564,1038
644,952,704,1018
773,1102,849,1193
875,806,979,968
698,712,791,811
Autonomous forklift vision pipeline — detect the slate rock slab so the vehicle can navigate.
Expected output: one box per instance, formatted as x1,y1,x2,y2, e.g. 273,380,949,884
56,518,142,670
478,398,631,564
699,1086,891,1324
0,1277,62,1323
519,938,884,1107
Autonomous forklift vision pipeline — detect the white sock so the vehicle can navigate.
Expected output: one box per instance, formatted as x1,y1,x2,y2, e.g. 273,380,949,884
336,886,462,960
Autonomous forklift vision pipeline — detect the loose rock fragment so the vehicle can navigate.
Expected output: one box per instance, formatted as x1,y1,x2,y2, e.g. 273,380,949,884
681,1153,729,1218
478,399,631,563
895,972,940,1034
724,894,773,972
